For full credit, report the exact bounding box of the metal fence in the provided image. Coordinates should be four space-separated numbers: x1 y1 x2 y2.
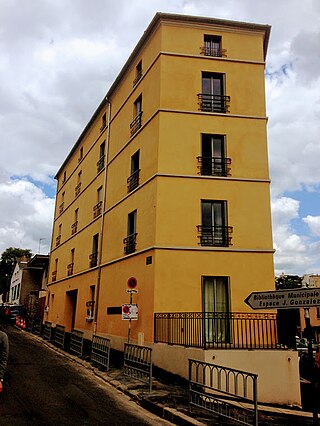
42 321 52 341
33 318 42 335
91 335 111 370
54 324 66 348
70 329 84 357
124 343 152 393
154 312 285 350
27 318 34 332
189 359 258 426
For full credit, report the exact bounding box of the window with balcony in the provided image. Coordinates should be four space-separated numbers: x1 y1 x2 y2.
67 249 75 276
56 224 62 247
124 210 137 254
133 60 142 86
201 35 226 57
197 134 231 177
198 200 232 247
100 112 106 132
75 171 82 197
198 72 230 113
78 146 83 163
97 141 105 173
130 95 142 136
93 186 103 218
62 170 67 185
127 150 140 192
86 285 96 320
89 233 99 267
52 259 58 282
59 191 65 214
71 209 78 235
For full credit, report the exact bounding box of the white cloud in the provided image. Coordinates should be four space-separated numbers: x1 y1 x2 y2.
303 215 320 236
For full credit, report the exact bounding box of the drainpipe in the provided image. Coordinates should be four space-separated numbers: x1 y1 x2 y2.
94 96 111 333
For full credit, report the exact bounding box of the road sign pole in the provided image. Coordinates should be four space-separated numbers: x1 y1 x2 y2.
127 291 133 343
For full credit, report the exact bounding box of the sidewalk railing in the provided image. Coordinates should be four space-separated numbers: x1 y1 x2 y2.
124 343 152 393
189 359 258 426
54 324 66 348
70 329 84 357
43 321 52 341
91 335 111 370
33 318 42 335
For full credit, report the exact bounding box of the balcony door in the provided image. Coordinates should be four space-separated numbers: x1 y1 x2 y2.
202 72 225 112
201 134 225 176
202 276 230 345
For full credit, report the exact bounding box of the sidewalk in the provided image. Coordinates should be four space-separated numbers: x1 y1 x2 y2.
24 329 316 426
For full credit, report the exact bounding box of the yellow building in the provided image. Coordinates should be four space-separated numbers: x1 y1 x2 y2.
47 13 301 405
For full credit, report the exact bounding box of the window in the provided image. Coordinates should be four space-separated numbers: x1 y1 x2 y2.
94 187 103 218
198 72 229 113
56 224 62 247
100 113 106 132
127 150 140 192
130 95 142 136
202 35 225 57
97 141 105 173
202 276 230 343
133 60 142 86
62 171 66 184
90 234 99 267
78 147 83 162
72 209 78 235
198 200 232 246
198 134 230 176
59 191 65 214
68 249 75 276
52 259 58 282
75 171 82 196
86 285 96 320
124 210 137 254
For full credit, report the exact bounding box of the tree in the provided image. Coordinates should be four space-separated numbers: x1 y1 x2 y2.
0 247 33 297
275 274 302 290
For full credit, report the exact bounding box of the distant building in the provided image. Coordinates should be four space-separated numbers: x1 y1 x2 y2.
47 13 300 405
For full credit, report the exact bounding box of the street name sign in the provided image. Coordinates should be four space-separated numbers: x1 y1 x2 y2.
245 288 320 310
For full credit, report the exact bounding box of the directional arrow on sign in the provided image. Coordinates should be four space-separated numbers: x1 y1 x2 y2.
245 288 320 310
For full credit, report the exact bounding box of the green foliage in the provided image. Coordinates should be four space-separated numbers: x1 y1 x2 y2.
0 247 32 296
275 274 302 290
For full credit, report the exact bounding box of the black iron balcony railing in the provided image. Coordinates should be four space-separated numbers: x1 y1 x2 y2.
133 70 143 86
51 271 57 282
154 312 286 350
55 235 61 247
71 221 78 235
197 225 233 247
123 233 137 255
59 202 64 214
197 156 231 177
93 201 102 218
67 263 74 276
75 182 81 197
97 155 105 173
130 112 142 136
200 46 227 57
89 252 98 268
198 94 230 113
127 169 140 192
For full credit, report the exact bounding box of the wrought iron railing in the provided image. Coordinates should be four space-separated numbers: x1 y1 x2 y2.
59 202 64 214
154 312 285 350
93 201 102 218
55 235 61 247
75 182 81 197
133 70 143 86
197 156 231 177
130 112 142 136
127 169 140 192
97 155 105 173
200 46 227 57
67 263 74 276
89 252 98 268
123 233 137 254
198 94 230 113
71 221 78 235
197 225 233 247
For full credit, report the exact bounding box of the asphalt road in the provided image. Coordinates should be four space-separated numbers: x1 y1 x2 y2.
0 325 172 426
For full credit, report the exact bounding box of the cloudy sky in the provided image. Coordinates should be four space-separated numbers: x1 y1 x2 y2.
0 0 319 275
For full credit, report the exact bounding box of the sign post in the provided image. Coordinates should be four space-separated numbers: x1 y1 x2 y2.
125 277 138 343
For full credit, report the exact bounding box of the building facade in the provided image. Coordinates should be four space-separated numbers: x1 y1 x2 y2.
47 13 300 405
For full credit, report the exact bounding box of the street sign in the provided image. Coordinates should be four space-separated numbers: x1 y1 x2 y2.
126 289 138 294
122 303 138 320
245 288 320 310
127 277 137 289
